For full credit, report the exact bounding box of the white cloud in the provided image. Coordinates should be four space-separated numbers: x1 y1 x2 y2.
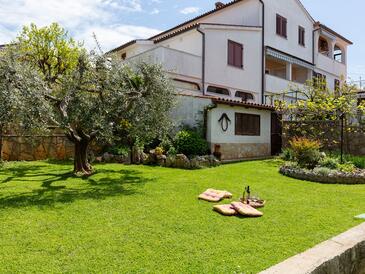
180 6 200 15
0 0 161 51
79 24 161 51
150 8 160 15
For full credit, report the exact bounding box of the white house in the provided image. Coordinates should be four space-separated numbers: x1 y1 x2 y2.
108 0 352 160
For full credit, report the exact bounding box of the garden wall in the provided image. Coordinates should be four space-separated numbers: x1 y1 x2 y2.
1 134 74 161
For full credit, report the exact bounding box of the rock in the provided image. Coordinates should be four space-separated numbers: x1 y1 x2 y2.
143 153 156 165
156 155 167 166
141 152 148 163
102 152 113 163
114 155 127 163
165 155 176 168
95 156 103 163
175 154 190 169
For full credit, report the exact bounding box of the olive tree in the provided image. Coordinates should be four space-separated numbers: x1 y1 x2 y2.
0 24 175 174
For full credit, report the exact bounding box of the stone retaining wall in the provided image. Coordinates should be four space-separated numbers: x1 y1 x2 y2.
1 135 74 161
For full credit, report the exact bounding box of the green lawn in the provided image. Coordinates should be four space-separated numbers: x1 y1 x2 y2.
0 160 364 273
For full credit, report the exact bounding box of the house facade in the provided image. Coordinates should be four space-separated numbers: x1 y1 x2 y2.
108 0 352 161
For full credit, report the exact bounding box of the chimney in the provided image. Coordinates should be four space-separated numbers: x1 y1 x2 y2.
215 2 225 9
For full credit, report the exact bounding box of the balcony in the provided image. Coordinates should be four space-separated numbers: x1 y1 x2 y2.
317 53 346 77
126 46 202 79
265 74 305 95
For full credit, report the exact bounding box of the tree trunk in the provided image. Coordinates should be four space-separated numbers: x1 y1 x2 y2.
73 139 92 174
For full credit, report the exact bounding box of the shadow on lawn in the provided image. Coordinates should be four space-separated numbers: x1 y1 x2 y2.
0 165 152 209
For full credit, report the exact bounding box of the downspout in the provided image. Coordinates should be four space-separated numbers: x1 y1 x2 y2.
197 26 206 95
259 0 265 104
312 28 320 66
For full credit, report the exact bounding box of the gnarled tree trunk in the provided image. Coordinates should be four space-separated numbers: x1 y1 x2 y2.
66 128 95 175
73 139 92 174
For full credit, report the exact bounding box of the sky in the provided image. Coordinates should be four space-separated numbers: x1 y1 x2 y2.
0 0 364 81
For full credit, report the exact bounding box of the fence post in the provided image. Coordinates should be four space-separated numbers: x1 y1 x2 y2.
0 125 3 161
340 114 344 164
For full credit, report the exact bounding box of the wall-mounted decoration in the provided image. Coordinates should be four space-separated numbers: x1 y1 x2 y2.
218 113 231 132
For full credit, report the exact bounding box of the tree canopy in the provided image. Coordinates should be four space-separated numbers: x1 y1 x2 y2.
0 23 176 173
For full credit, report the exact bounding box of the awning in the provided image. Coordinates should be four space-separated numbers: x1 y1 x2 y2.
266 47 314 70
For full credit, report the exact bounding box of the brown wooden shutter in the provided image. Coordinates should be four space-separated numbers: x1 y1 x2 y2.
276 15 281 35
298 27 305 46
235 113 261 136
235 43 243 68
228 40 243 68
228 41 234 66
282 17 287 38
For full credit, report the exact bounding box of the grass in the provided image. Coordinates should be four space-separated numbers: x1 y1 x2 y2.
0 160 364 273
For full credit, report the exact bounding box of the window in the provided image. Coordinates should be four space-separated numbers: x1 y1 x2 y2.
235 91 254 101
207 86 230 96
276 14 287 38
235 113 261 136
313 72 327 89
121 53 127 60
334 79 340 91
228 40 243 68
173 79 200 91
298 26 305 46
334 45 343 63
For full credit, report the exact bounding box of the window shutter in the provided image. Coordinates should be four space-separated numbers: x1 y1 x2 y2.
234 44 243 68
282 18 287 38
228 41 234 66
228 40 243 68
276 15 281 35
235 113 261 136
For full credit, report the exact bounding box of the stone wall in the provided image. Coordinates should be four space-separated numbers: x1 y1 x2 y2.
1 135 74 161
213 143 271 161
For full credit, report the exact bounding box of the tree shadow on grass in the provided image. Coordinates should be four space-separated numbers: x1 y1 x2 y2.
0 166 153 209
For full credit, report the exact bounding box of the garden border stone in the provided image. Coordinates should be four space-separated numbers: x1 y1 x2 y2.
260 222 365 274
280 166 365 185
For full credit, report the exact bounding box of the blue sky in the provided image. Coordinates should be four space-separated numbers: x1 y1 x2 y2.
0 0 363 80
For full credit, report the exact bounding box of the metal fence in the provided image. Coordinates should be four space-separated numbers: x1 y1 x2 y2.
282 120 365 157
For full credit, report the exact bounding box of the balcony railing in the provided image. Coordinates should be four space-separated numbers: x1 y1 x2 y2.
265 74 305 94
317 53 346 77
126 46 202 79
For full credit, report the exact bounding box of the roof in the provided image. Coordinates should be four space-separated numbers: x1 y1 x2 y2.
108 0 244 53
108 0 353 53
149 0 242 41
212 97 275 111
317 23 353 45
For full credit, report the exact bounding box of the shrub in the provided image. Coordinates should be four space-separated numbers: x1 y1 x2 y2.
319 157 339 170
280 148 294 161
174 130 209 157
345 155 365 169
159 137 173 152
167 146 177 156
313 167 333 176
338 163 356 173
107 145 130 157
289 137 322 169
154 147 164 156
